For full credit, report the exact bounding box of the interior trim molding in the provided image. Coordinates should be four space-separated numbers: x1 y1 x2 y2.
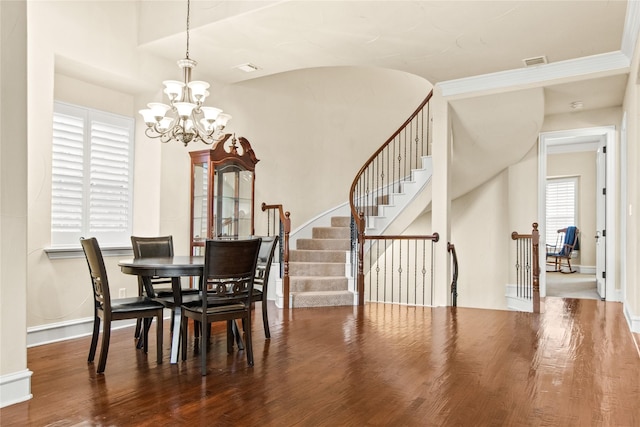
437 51 630 98
26 316 167 348
0 369 33 408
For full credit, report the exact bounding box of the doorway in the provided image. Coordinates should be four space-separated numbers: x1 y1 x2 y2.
538 126 617 302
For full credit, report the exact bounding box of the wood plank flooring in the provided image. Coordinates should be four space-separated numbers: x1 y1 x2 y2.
2 298 639 426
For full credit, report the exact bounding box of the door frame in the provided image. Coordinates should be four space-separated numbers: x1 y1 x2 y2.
538 125 618 302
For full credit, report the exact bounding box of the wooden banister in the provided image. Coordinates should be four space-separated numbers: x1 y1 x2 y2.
349 90 434 305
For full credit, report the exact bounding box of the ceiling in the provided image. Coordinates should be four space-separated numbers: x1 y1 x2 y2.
138 0 633 115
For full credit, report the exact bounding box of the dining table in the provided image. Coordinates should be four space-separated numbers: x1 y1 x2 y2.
118 256 204 364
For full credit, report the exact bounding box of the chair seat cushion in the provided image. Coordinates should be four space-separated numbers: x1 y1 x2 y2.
110 296 164 313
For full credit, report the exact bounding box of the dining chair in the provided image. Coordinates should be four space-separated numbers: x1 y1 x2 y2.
80 237 164 374
252 235 279 339
130 235 200 340
181 238 261 376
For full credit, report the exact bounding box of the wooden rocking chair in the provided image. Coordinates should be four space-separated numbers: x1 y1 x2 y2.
546 226 579 273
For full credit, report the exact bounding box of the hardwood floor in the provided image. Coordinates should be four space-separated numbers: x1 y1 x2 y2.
2 298 639 426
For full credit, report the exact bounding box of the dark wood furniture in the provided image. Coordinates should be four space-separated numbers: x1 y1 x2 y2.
118 256 204 364
130 235 200 339
189 134 259 257
252 235 279 339
80 237 164 373
180 238 261 376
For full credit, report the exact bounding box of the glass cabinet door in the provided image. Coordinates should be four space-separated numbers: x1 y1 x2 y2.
189 137 258 255
215 165 253 238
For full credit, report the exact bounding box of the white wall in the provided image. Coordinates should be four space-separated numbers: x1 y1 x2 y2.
161 67 430 249
622 32 640 330
1 0 30 407
25 0 187 337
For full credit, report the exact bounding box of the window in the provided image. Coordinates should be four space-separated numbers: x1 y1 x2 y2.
545 177 578 245
51 102 134 248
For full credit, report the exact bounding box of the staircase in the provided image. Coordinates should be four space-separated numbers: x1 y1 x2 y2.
289 216 355 307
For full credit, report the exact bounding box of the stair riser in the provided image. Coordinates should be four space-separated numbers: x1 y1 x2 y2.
331 217 351 228
296 239 351 251
290 250 346 263
290 277 348 292
289 262 345 276
312 227 350 239
290 291 354 308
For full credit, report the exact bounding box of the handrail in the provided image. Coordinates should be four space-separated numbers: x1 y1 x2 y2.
349 90 434 305
361 232 440 306
261 202 291 309
349 90 433 231
511 222 540 313
448 243 458 306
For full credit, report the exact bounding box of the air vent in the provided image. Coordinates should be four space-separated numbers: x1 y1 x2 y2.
234 63 260 73
523 56 548 67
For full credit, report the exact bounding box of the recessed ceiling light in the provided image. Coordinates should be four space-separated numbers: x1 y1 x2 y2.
234 63 260 73
570 101 584 110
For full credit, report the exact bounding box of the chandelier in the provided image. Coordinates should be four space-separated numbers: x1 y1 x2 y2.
139 0 231 146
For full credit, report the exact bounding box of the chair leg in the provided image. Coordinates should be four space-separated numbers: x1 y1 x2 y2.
156 312 163 364
141 318 152 353
262 299 271 339
97 319 111 374
88 316 100 363
181 315 188 361
201 315 208 376
226 321 234 354
244 314 254 366
134 318 142 340
234 320 245 350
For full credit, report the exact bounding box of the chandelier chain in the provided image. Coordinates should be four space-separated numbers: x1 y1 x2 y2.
185 0 191 59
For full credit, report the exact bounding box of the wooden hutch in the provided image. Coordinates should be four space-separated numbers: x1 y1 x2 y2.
189 134 259 256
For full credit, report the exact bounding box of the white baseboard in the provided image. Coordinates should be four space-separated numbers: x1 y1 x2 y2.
27 316 137 348
505 284 533 313
26 313 174 348
624 303 640 334
577 265 596 274
0 369 33 408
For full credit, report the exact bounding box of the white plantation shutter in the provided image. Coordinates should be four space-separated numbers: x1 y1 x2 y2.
52 102 134 247
546 177 577 245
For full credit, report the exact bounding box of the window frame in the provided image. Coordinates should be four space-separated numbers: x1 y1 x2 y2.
545 176 579 247
49 101 135 253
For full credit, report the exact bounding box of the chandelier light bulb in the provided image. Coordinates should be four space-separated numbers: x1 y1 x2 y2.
188 81 210 103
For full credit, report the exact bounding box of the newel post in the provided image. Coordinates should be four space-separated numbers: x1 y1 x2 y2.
532 222 540 313
357 212 365 306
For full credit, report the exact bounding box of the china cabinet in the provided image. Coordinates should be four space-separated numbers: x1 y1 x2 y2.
189 134 259 256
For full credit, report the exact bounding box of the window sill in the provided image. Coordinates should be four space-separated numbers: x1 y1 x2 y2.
44 246 133 260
